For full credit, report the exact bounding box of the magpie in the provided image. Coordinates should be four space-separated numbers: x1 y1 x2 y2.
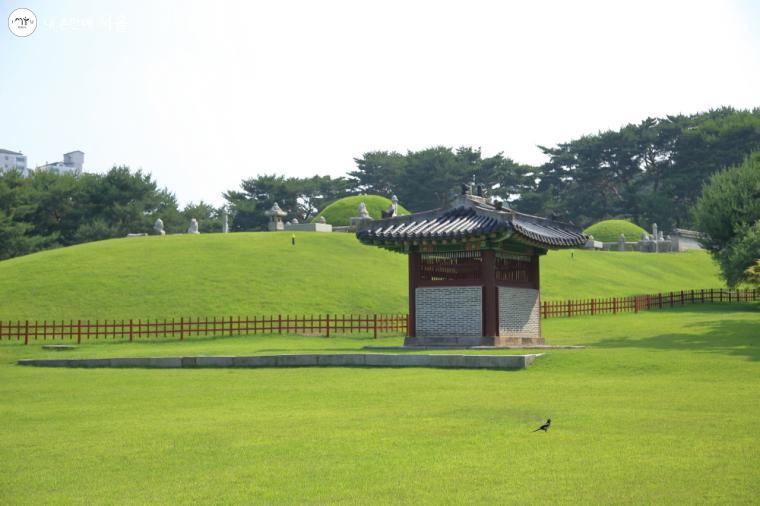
532 418 551 432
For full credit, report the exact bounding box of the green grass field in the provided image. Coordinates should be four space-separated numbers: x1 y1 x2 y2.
1 305 758 503
0 233 723 320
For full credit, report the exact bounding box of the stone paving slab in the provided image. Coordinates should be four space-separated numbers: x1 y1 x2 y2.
17 353 544 370
364 345 584 350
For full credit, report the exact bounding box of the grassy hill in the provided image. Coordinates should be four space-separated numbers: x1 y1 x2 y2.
311 195 409 226
0 233 724 320
583 219 647 242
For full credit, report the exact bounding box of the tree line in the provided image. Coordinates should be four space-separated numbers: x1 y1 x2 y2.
2 107 759 281
0 167 224 260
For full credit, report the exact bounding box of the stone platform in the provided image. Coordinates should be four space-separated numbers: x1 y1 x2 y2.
404 335 545 347
17 353 543 370
365 345 584 350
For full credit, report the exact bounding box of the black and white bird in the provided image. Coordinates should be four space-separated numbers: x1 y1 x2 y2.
532 418 551 432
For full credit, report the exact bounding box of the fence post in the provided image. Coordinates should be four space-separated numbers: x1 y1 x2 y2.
326 314 330 338
543 301 548 319
373 314 378 339
180 317 184 340
634 297 639 314
278 314 282 335
77 320 81 344
24 320 29 345
613 298 617 314
129 319 133 342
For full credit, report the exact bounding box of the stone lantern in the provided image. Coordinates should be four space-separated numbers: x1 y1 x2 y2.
265 202 287 231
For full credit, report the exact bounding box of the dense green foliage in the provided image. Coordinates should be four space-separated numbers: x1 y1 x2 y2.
4 108 758 261
537 108 760 229
350 108 760 229
310 195 409 226
0 167 224 260
582 219 647 242
0 233 722 320
349 146 536 212
1 305 758 503
693 152 760 287
224 174 352 231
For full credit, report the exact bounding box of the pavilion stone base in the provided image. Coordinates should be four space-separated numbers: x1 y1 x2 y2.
404 335 545 347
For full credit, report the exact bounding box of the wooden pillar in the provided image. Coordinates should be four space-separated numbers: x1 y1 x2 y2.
407 252 419 337
481 250 497 337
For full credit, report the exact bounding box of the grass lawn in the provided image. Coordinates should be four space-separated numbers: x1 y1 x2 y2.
1 304 758 504
0 232 724 320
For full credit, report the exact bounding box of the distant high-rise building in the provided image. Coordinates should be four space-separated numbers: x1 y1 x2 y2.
38 150 85 175
0 148 28 176
63 151 84 171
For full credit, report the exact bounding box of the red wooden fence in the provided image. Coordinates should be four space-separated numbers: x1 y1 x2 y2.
0 313 408 344
541 288 758 319
1 289 756 344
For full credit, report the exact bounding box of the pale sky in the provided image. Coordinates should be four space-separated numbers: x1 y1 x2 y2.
2 0 759 206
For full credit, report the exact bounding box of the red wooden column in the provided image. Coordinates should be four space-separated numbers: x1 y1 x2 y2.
407 252 420 337
481 250 498 338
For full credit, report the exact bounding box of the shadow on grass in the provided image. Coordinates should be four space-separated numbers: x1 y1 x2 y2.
591 305 760 361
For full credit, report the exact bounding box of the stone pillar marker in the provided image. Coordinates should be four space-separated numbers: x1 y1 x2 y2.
618 233 626 251
265 202 287 231
222 208 229 233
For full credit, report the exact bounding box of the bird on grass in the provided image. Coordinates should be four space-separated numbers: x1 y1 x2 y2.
532 418 551 432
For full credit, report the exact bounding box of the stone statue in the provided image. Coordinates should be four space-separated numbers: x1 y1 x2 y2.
381 195 399 219
291 218 299 224
652 223 658 240
222 209 229 233
153 218 165 236
618 233 626 252
641 231 649 241
349 200 374 228
318 216 326 224
658 231 664 241
187 218 199 234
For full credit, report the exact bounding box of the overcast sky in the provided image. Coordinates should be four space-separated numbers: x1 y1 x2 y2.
2 0 759 206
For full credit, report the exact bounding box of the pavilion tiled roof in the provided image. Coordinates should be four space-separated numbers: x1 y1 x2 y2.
356 194 587 249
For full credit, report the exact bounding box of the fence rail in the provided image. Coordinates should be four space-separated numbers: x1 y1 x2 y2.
541 288 759 319
2 289 757 344
1 314 408 345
